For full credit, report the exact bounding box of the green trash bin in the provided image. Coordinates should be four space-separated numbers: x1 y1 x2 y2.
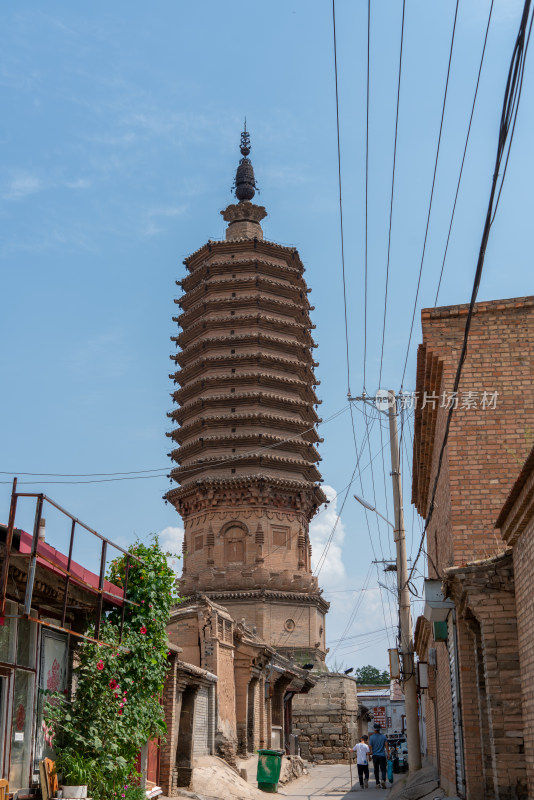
256 748 284 793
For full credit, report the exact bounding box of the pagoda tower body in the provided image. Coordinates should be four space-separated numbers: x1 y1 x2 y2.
166 129 329 664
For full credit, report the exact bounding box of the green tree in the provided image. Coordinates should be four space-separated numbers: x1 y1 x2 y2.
45 535 179 800
355 665 390 684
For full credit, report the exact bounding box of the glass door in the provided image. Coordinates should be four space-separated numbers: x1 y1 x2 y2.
0 669 11 780
9 668 35 791
33 628 68 779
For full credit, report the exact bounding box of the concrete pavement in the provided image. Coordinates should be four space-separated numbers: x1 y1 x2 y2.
279 763 396 800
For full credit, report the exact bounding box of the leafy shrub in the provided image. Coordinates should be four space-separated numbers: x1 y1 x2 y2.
46 535 179 800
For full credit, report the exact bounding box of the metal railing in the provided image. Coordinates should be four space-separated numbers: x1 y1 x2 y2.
0 477 145 645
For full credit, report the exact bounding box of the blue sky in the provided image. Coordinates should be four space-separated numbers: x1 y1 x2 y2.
1 0 533 670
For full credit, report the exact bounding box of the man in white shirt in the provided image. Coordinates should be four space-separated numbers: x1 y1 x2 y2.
352 734 370 789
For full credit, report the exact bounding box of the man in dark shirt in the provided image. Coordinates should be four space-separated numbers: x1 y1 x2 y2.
369 723 390 789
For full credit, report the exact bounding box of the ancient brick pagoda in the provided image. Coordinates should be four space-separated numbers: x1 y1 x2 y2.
166 127 329 664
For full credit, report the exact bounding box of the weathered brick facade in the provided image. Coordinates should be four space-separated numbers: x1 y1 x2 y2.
292 674 360 763
167 595 315 764
446 555 527 799
412 296 534 799
160 647 217 794
497 446 534 800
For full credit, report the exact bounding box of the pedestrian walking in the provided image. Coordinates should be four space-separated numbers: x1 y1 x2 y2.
369 723 390 789
352 734 370 789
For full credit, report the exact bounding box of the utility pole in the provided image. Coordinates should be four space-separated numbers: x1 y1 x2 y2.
387 389 421 772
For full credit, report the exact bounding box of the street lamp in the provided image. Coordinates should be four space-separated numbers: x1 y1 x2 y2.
353 494 395 529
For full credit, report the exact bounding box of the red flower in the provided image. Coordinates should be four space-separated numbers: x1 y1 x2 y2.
140 626 147 635
109 679 118 690
118 708 123 715
97 659 104 671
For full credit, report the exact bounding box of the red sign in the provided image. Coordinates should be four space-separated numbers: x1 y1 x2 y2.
16 703 26 732
373 706 386 727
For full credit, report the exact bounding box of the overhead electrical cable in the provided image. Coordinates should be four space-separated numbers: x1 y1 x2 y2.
400 0 461 387
378 0 406 388
348 405 394 645
363 0 371 389
0 405 349 485
407 0 534 586
328 563 374 658
332 0 352 396
434 0 495 305
327 624 395 645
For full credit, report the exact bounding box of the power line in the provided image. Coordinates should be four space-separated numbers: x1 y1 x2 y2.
0 467 169 478
378 0 406 388
363 0 371 390
434 0 495 305
0 474 169 486
401 0 461 387
408 0 534 586
328 564 374 658
272 417 397 648
332 0 352 396
0 405 349 485
348 405 394 647
328 625 395 644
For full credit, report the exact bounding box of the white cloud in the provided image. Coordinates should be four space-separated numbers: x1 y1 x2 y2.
159 525 184 576
3 172 42 200
310 484 347 586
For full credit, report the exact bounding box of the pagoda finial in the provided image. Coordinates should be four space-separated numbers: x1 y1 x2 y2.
240 118 251 157
233 121 257 202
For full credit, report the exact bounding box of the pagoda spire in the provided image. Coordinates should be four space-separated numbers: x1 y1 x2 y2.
233 120 258 202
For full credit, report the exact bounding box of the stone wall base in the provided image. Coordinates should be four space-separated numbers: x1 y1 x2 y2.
292 673 360 764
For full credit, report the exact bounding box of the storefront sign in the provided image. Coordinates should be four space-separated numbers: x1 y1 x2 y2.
373 706 387 727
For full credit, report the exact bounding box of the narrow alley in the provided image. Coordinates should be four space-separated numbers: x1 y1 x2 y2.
279 764 394 800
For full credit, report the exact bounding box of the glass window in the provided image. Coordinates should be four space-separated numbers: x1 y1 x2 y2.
10 669 35 791
0 673 9 778
0 600 16 664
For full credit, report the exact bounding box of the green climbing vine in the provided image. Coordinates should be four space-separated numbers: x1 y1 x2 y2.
45 535 178 800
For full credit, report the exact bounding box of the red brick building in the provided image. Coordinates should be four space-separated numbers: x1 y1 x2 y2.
412 296 534 799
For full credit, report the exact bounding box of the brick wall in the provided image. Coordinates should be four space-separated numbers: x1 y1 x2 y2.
455 616 487 800
514 520 534 797
160 654 179 796
448 555 527 799
292 674 359 763
498 448 534 799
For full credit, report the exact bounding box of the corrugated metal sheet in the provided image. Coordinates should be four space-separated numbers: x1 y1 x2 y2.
193 687 210 756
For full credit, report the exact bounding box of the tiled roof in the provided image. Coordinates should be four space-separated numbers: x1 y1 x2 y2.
184 237 305 272
175 312 316 348
180 256 306 292
167 390 321 422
